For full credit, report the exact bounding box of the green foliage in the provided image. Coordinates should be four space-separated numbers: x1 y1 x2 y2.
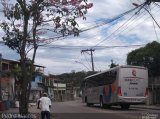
127 41 160 76
0 0 93 54
0 71 13 77
110 59 118 68
0 0 93 114
11 64 22 78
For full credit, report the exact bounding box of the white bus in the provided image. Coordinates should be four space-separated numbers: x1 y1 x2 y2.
81 65 148 109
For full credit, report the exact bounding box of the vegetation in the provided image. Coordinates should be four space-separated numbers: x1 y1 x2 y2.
0 0 93 114
54 60 119 87
110 59 118 68
127 41 160 77
54 71 96 87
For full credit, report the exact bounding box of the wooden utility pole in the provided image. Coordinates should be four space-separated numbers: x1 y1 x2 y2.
81 49 95 72
0 53 2 100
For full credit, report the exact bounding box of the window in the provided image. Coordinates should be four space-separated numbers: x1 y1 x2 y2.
2 63 9 71
105 70 117 84
85 70 117 87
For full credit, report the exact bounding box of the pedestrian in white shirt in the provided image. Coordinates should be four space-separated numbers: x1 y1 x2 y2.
37 93 52 119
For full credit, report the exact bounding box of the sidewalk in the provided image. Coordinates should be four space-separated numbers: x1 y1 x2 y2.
0 105 40 113
0 104 57 119
0 106 43 119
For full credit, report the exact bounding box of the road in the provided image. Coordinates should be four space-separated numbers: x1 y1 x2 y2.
51 99 160 119
1 99 160 119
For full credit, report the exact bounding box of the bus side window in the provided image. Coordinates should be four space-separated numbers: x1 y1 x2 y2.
106 71 117 84
85 81 89 88
86 80 94 88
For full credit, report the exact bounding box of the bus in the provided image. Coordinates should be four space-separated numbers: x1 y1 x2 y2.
81 65 148 109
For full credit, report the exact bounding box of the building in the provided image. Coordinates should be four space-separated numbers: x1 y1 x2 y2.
148 76 160 105
0 55 45 103
0 57 19 101
53 80 66 101
44 75 66 101
29 66 45 102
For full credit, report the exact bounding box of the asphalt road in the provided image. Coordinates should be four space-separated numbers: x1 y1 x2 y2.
51 99 160 119
1 99 160 119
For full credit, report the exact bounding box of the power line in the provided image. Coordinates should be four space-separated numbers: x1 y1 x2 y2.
37 44 144 50
92 12 138 48
114 5 160 38
82 52 92 70
94 5 160 46
80 4 143 32
48 5 142 45
0 4 143 47
91 4 157 48
133 2 160 28
152 21 159 41
75 60 90 71
149 6 159 41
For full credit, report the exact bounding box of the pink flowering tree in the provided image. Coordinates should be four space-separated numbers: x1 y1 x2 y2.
0 0 93 114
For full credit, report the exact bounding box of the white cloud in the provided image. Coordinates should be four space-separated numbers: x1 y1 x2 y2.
0 0 160 74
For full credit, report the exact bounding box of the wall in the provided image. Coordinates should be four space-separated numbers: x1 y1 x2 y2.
148 76 160 105
0 77 15 101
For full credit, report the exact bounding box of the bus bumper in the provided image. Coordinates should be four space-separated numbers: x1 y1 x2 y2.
118 96 148 104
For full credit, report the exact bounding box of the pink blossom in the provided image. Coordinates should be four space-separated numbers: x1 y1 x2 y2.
78 5 85 9
79 12 83 17
62 0 68 5
71 0 78 5
85 3 93 9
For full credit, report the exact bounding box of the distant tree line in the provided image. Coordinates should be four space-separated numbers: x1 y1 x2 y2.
54 71 96 87
54 41 160 87
54 60 118 87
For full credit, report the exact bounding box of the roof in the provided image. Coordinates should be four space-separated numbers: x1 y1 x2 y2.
85 65 147 80
1 58 45 68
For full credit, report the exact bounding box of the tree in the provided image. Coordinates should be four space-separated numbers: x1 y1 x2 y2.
109 59 118 68
55 70 96 87
127 41 160 77
0 0 93 114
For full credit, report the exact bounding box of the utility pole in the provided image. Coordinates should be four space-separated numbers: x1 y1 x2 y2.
0 53 2 100
81 49 95 72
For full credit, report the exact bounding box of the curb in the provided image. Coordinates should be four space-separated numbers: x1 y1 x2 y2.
131 105 160 110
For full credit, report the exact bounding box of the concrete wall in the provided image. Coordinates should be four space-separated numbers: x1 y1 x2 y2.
148 76 160 105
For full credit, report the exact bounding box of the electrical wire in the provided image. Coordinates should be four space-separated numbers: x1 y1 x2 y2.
34 5 144 45
37 8 154 50
91 4 157 48
152 21 159 41
92 12 138 48
81 51 92 70
149 6 159 41
93 5 160 47
109 5 160 42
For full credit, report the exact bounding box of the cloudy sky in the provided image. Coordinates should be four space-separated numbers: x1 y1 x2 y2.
0 0 160 74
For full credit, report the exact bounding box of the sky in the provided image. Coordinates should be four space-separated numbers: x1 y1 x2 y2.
0 0 160 74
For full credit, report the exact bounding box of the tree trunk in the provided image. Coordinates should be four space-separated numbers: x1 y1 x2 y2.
19 61 29 114
18 0 30 114
19 60 35 114
19 91 29 114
